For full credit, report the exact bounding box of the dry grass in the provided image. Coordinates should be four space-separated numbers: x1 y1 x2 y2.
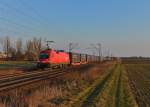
0 69 23 76
27 85 63 107
0 103 5 107
0 62 114 107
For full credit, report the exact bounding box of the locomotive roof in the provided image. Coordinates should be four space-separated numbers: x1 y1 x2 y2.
41 49 66 53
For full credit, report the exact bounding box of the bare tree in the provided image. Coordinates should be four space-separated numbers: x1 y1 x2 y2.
15 38 23 60
0 36 19 60
0 36 44 61
0 36 12 59
25 40 34 60
32 37 42 60
9 46 16 60
24 37 43 60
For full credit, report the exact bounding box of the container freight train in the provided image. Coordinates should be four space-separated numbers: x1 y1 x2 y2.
37 49 99 68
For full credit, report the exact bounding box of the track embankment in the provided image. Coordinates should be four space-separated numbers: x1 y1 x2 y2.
0 64 96 93
71 64 138 107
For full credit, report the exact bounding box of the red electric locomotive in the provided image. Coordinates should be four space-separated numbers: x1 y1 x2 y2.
37 45 100 68
37 49 70 68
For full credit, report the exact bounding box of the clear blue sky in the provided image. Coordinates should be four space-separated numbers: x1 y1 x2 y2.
0 0 150 56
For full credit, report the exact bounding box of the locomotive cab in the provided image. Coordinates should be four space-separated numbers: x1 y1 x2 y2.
37 50 51 68
39 53 49 59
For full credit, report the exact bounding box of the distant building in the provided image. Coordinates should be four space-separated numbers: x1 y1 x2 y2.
0 52 7 58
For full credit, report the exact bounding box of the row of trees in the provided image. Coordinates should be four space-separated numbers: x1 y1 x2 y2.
0 36 45 61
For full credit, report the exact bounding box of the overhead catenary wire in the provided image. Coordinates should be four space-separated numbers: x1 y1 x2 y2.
16 0 49 36
0 17 43 36
0 3 47 35
17 0 49 27
0 26 37 37
0 1 45 27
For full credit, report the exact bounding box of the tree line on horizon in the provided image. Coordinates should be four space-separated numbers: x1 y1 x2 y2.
0 36 45 61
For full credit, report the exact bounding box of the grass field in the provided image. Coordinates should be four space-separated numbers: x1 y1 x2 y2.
0 60 150 107
70 64 137 107
0 62 115 107
0 61 36 69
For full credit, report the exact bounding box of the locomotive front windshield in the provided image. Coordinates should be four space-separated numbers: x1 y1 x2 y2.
39 53 49 59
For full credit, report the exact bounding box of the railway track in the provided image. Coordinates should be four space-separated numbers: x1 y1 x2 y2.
0 64 94 92
0 68 68 92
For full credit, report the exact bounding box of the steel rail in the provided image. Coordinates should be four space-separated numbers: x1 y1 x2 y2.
0 69 67 92
0 67 55 80
0 64 91 92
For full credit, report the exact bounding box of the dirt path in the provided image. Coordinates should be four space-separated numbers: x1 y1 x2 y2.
81 66 114 107
71 64 138 107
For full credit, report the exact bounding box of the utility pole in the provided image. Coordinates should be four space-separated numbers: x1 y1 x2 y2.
5 36 10 60
97 43 102 62
90 43 102 62
6 38 9 59
69 43 73 52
